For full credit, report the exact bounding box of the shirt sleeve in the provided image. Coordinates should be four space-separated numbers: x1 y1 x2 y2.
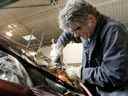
83 24 128 89
56 31 81 47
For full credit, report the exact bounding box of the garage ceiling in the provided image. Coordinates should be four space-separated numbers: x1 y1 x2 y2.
0 0 128 51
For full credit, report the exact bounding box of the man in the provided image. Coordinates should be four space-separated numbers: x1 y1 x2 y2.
50 0 128 96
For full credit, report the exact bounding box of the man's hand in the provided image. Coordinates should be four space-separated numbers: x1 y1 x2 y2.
65 66 79 81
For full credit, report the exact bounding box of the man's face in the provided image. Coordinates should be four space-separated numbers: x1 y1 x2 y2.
66 15 97 39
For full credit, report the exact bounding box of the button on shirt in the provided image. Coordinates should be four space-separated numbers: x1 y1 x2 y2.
82 37 95 68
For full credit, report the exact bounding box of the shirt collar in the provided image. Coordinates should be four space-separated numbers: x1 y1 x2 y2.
89 14 106 40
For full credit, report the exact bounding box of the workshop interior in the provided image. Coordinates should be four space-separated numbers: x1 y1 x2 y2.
0 0 128 96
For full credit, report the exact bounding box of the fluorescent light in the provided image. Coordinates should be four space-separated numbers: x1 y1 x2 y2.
5 31 13 37
22 35 36 41
8 24 17 29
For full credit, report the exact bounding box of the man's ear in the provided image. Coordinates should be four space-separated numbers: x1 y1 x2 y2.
87 15 97 24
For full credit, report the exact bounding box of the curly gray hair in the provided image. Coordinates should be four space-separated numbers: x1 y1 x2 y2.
59 0 99 31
